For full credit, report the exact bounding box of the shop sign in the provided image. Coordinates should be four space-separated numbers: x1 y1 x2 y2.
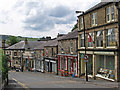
109 41 116 46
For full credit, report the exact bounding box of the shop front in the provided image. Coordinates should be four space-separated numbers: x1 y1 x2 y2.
58 54 78 77
95 55 115 81
80 53 93 76
44 57 57 73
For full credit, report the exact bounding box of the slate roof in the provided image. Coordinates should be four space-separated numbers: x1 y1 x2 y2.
58 28 78 41
78 2 111 17
44 35 66 47
6 41 46 50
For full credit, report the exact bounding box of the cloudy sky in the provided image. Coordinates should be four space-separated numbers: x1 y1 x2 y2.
0 0 101 38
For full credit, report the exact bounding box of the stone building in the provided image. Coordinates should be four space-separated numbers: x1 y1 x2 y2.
6 39 46 71
34 41 47 72
77 2 120 81
57 29 78 77
43 38 61 74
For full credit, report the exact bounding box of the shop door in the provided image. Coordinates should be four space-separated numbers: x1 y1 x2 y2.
87 55 93 75
50 62 52 72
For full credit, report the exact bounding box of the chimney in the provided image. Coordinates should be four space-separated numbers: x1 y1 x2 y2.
24 38 28 44
46 37 51 40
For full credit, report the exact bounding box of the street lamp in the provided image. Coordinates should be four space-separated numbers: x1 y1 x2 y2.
76 11 88 81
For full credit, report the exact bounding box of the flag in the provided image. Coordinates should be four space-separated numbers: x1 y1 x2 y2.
88 32 92 42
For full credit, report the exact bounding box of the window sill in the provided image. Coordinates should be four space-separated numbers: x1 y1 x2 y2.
106 46 117 49
96 47 103 49
87 47 93 49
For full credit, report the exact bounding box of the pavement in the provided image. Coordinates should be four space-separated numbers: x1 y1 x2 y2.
3 70 120 89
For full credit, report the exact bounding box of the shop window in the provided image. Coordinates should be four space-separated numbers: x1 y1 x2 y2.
80 34 84 47
60 57 62 70
106 56 115 70
64 57 67 70
106 28 115 46
87 55 93 75
99 55 104 68
91 12 97 26
68 58 70 72
106 5 114 22
88 32 93 47
73 59 76 73
96 31 103 47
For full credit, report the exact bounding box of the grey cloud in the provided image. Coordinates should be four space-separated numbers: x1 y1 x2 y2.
49 5 71 17
23 3 76 32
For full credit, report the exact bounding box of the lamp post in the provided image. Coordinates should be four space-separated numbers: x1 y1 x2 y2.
76 11 88 81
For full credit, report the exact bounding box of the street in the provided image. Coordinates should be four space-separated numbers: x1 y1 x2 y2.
4 70 119 89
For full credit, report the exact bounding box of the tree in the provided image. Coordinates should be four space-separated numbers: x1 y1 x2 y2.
72 23 78 31
7 36 20 45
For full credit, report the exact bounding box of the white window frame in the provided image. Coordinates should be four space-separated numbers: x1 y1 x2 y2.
91 12 97 26
106 5 114 22
80 34 84 47
106 28 115 47
96 31 103 47
80 17 83 29
88 32 93 47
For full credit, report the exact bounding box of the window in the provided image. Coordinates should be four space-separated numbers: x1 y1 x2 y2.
91 12 97 26
106 28 115 46
106 5 114 22
80 17 83 29
80 34 84 47
52 48 53 56
14 52 17 56
70 42 73 53
88 32 93 47
106 56 115 70
99 55 104 68
96 31 103 47
64 57 67 70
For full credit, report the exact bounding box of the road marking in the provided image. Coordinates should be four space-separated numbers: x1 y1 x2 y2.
12 78 30 90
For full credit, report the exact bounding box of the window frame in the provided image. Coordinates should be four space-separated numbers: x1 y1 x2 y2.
96 31 103 47
88 32 93 47
106 5 114 22
91 12 97 26
80 34 84 47
106 28 116 47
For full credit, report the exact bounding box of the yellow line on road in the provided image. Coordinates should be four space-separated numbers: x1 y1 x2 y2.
12 78 30 90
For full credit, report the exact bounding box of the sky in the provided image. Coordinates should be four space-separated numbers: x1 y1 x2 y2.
0 0 101 38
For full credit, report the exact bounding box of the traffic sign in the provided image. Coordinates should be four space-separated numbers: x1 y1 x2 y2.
83 55 89 60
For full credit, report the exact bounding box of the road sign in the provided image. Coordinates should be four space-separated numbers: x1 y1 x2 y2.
83 55 89 60
84 60 88 62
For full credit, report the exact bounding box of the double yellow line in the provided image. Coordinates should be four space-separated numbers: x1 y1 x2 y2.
12 78 30 90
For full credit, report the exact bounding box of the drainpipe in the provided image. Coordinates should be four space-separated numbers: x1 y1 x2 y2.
115 2 120 82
